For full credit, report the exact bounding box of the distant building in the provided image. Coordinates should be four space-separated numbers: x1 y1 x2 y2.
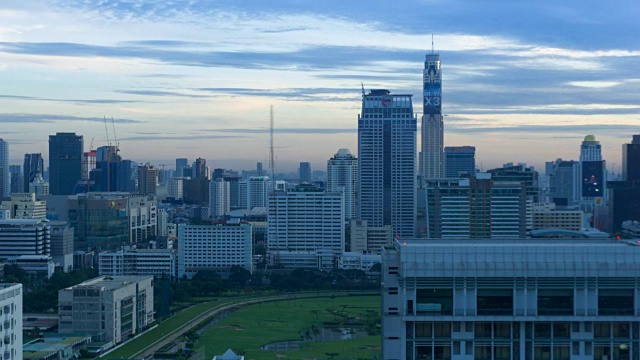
358 89 416 238
0 193 47 219
444 146 476 178
0 219 50 258
29 174 50 195
382 239 640 359
426 174 527 239
623 135 640 183
532 203 583 232
580 135 607 201
49 221 74 273
327 149 358 221
193 158 207 179
240 176 270 210
178 221 253 279
349 220 393 254
58 276 154 344
338 252 381 272
168 177 184 200
98 247 176 279
0 139 8 198
421 52 445 179
49 133 83 195
9 164 22 195
183 178 209 205
608 135 640 233
547 159 581 206
0 284 22 360
175 158 189 177
209 180 230 218
137 164 157 195
268 184 344 269
23 153 45 193
299 162 312 183
7 255 55 279
622 220 640 238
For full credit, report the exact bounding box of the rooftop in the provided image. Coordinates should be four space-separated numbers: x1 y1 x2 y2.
64 275 153 291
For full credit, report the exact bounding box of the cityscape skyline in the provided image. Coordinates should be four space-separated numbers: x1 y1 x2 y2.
1 1 639 172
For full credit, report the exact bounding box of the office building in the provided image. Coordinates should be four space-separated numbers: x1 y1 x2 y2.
0 283 23 360
69 193 157 251
268 184 344 268
209 180 230 218
137 164 157 195
23 153 44 192
175 158 188 177
532 203 583 232
547 159 581 206
382 239 640 360
623 134 640 183
327 149 358 221
299 162 312 183
580 135 606 200
358 89 416 238
256 162 263 176
49 221 74 272
349 219 393 254
0 139 8 198
421 52 445 179
223 174 242 209
192 158 207 179
240 176 270 210
9 165 22 195
98 247 176 279
338 252 381 272
445 146 475 178
58 276 154 344
7 255 55 279
0 193 46 219
177 221 253 278
183 177 209 205
426 173 527 239
0 218 50 258
29 173 50 195
49 133 83 195
168 177 184 200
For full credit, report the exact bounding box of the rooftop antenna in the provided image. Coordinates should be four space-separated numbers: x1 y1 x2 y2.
361 82 365 96
431 34 434 53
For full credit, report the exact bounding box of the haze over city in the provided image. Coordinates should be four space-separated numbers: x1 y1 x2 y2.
1 0 639 171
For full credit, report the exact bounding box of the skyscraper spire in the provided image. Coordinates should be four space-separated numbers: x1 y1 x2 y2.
421 50 445 179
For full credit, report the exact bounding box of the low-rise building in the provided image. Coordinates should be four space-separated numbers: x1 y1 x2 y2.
0 193 46 219
6 255 55 279
532 202 583 232
23 334 92 360
98 247 176 279
50 221 74 272
622 220 640 238
58 276 154 344
382 239 640 360
338 252 381 272
0 219 50 258
350 220 393 254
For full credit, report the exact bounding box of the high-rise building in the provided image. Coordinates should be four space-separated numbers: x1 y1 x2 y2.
29 173 50 195
0 139 8 198
0 218 50 257
268 184 344 268
49 221 74 273
421 52 445 179
327 149 358 221
23 153 45 192
175 158 188 177
580 134 606 199
426 173 527 239
547 159 581 206
49 133 83 195
444 146 475 178
256 162 263 176
623 134 640 183
193 158 207 179
83 150 96 181
223 174 242 209
168 177 184 200
299 162 312 183
137 164 157 195
241 176 270 210
9 164 22 195
0 193 47 219
0 284 22 360
209 180 230 218
358 89 416 238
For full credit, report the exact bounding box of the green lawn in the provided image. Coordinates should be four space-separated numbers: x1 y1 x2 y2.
197 296 381 360
107 299 224 358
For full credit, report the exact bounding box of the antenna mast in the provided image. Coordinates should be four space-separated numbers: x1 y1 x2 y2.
269 105 275 186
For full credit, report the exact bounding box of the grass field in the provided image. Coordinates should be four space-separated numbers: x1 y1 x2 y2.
197 296 381 360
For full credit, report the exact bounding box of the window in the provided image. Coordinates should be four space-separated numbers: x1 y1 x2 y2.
477 289 513 315
416 288 453 315
537 289 573 315
598 289 634 315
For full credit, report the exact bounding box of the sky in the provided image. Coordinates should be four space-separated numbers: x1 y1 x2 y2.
0 0 639 174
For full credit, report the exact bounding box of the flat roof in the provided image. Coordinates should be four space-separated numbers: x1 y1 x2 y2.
65 275 153 291
397 239 631 247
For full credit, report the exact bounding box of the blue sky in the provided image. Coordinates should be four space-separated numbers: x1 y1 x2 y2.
0 0 639 173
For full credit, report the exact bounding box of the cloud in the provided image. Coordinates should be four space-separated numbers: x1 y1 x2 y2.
565 81 622 88
118 134 248 141
205 128 356 135
0 94 138 104
448 123 640 134
116 90 211 98
0 113 143 124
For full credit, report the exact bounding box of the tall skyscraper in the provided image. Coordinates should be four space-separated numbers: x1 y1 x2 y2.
175 158 188 177
23 153 44 192
256 162 263 176
137 164 157 195
209 180 230 218
623 134 640 183
9 165 22 195
0 139 8 198
358 89 416 238
299 162 312 183
193 158 207 179
547 159 581 206
580 135 606 199
421 51 445 179
444 146 475 178
327 149 358 221
49 133 83 195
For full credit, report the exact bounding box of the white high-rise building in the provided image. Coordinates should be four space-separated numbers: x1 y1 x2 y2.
240 176 270 210
0 284 22 360
209 180 230 218
421 52 445 179
327 149 358 221
268 184 344 268
99 247 176 279
177 221 253 278
0 218 50 258
28 173 50 195
168 177 184 200
0 139 8 198
0 193 47 219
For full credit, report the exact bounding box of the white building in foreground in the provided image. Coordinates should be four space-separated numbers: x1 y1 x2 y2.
383 239 640 360
98 247 176 279
0 283 23 360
